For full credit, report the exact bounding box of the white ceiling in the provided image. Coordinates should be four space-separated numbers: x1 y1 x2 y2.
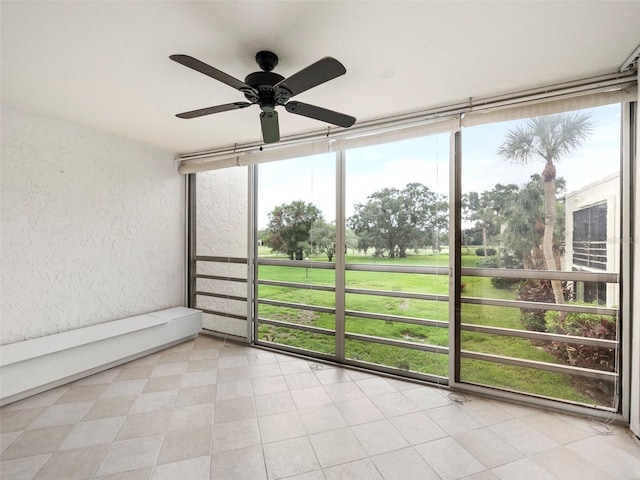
2 1 639 154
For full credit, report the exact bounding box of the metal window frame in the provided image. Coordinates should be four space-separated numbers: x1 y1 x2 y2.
449 104 630 422
449 129 462 383
186 174 196 308
336 150 347 362
186 78 636 422
620 100 636 425
248 164 257 343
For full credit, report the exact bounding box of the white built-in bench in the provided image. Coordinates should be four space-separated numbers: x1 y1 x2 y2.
0 307 202 406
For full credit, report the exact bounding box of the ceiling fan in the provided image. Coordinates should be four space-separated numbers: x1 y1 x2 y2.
170 51 356 144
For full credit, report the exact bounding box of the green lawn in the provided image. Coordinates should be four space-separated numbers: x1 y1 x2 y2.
256 250 599 405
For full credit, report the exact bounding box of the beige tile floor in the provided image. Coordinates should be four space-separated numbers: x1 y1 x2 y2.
1 334 639 480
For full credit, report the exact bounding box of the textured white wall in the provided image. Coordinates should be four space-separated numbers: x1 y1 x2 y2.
196 168 249 338
1 105 185 345
196 168 248 258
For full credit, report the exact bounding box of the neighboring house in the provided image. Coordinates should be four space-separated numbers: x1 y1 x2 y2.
564 172 620 307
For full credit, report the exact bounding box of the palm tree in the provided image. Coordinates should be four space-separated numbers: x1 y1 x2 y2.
498 112 592 305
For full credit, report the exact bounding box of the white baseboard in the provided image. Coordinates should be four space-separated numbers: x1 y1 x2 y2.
0 307 202 405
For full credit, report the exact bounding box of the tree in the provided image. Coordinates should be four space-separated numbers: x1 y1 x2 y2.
265 201 323 260
348 183 448 258
430 194 450 253
501 175 567 269
500 175 568 331
463 184 518 256
309 220 336 261
498 112 592 305
345 228 359 254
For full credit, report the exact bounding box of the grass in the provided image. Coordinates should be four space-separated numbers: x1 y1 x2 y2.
255 249 600 405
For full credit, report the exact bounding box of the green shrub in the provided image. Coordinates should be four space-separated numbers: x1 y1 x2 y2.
474 255 518 289
491 276 520 290
477 256 499 268
545 305 617 371
516 279 562 332
475 247 497 257
499 250 524 269
520 310 548 332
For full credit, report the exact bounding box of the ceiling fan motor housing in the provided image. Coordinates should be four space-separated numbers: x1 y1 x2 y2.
243 71 289 112
243 52 292 113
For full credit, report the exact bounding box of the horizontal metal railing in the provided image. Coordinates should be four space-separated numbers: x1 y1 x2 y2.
195 257 249 335
461 296 618 316
196 291 247 302
346 263 448 275
460 323 617 348
346 287 448 302
258 258 335 269
461 267 619 282
256 260 451 377
196 255 247 264
345 310 448 329
199 308 247 321
344 332 449 355
257 317 336 336
197 274 247 283
458 265 620 398
259 279 335 292
460 350 617 381
252 258 620 396
259 298 335 314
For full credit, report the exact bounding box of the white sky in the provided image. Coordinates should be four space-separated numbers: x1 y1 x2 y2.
257 104 621 229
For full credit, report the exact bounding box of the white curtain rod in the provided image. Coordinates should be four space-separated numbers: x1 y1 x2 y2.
175 69 637 166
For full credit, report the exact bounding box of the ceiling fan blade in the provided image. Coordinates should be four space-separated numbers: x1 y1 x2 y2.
260 111 280 144
275 57 346 97
170 54 258 95
176 102 252 119
285 101 356 128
